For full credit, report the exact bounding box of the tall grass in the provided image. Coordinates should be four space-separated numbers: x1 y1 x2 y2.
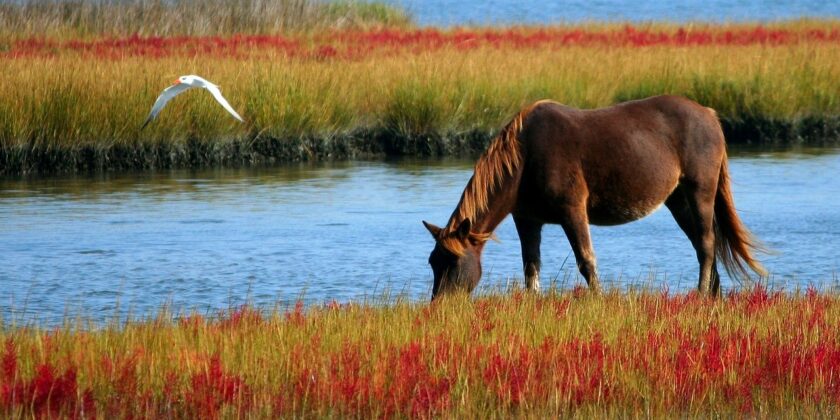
0 0 412 38
1 23 839 173
2 287 840 417
2 43 838 143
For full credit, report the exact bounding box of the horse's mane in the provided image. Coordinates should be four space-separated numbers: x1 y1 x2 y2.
440 100 550 255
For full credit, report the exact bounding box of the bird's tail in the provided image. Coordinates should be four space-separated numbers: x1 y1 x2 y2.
140 116 153 130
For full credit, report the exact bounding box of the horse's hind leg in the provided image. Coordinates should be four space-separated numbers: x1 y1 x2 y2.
665 184 720 296
559 206 602 294
711 264 721 295
514 216 543 292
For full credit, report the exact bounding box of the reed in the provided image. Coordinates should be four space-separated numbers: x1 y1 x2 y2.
0 0 411 38
2 286 840 417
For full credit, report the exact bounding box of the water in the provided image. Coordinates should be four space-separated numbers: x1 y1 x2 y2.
1 147 839 325
387 0 840 27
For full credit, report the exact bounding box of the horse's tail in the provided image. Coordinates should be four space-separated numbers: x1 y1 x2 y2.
714 154 767 282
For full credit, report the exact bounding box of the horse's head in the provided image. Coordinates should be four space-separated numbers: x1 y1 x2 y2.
422 218 486 300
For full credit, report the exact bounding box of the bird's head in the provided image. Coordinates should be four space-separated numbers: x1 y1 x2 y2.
172 75 206 87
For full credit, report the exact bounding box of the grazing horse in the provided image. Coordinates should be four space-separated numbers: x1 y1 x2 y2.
423 95 765 300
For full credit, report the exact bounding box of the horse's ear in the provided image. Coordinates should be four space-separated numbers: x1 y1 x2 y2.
455 218 472 240
422 221 442 239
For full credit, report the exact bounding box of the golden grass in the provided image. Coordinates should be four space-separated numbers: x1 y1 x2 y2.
1 42 838 147
1 21 839 174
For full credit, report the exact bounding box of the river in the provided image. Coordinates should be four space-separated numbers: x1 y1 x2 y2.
387 0 840 27
1 147 839 324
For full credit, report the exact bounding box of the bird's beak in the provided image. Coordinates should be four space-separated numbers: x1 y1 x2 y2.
172 79 181 85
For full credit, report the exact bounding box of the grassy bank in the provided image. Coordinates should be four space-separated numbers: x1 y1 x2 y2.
2 22 840 174
2 287 840 417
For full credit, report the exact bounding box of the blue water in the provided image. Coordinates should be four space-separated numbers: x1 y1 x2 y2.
1 147 839 325
387 0 840 26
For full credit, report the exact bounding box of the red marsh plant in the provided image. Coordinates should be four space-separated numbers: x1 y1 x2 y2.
3 24 839 60
2 287 840 417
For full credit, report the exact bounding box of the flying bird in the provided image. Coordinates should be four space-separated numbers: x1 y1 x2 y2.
141 75 244 129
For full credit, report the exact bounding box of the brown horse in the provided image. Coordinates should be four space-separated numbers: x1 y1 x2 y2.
423 95 766 299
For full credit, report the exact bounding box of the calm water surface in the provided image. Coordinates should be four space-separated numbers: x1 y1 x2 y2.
1 147 839 324
388 0 840 26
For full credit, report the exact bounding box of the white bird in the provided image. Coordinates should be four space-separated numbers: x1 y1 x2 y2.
141 75 244 129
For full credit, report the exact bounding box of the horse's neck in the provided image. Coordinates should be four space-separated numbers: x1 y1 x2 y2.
472 189 516 234
448 169 520 236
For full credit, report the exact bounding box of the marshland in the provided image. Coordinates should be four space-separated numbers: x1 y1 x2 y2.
1 0 840 417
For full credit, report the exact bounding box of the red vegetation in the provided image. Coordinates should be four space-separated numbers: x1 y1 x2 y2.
0 340 94 419
3 288 840 416
219 304 264 329
186 355 251 417
4 25 840 60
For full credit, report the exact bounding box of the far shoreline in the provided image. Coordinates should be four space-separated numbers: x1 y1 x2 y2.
3 115 839 176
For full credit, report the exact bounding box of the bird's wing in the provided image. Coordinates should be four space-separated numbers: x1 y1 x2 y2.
204 84 244 122
141 82 193 129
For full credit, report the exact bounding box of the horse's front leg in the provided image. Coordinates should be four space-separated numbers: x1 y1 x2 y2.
514 215 543 291
559 206 603 294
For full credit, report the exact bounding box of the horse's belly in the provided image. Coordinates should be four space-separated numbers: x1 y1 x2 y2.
588 198 665 226
586 174 679 226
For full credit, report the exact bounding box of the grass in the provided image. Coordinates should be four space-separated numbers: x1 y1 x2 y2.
1 21 839 174
2 286 840 417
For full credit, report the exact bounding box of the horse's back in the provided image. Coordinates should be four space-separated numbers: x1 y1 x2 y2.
518 96 724 225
